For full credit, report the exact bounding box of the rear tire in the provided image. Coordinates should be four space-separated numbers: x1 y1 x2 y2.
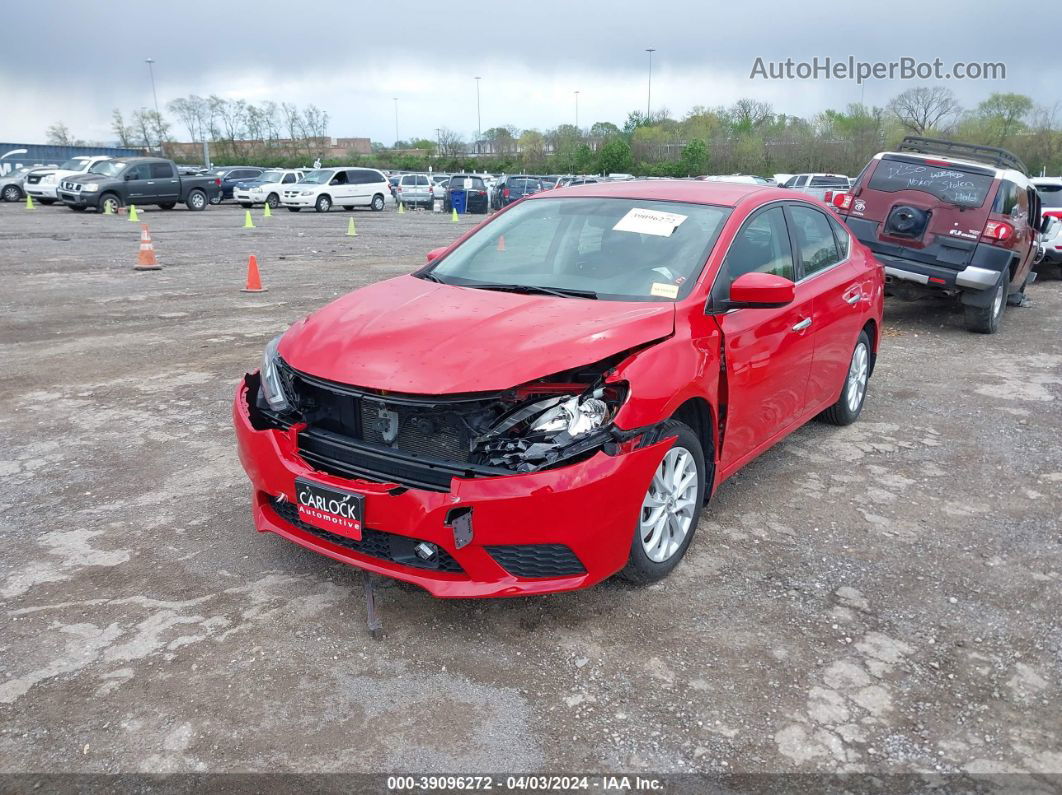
371 193 385 211
186 189 207 211
820 331 871 426
964 275 1006 334
315 194 332 213
2 184 22 202
619 420 705 585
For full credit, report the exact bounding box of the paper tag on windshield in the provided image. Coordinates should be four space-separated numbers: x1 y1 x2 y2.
651 283 679 299
613 208 688 237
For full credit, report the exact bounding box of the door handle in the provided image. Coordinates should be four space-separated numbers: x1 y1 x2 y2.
843 287 862 305
792 317 813 332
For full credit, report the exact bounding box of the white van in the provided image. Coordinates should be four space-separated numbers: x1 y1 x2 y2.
280 167 390 212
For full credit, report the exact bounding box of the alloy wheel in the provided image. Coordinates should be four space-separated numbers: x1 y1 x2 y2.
639 447 699 563
846 342 869 413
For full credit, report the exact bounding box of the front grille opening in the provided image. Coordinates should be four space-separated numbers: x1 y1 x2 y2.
268 496 464 574
486 544 586 579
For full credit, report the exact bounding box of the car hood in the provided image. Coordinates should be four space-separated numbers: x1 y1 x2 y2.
278 274 675 394
69 173 109 184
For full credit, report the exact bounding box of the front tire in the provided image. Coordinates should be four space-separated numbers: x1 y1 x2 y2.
371 193 385 211
619 420 705 585
315 194 332 213
100 193 122 214
266 193 279 209
820 330 871 426
186 189 207 211
964 274 1006 334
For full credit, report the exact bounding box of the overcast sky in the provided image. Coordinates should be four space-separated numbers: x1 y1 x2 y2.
2 1 1059 146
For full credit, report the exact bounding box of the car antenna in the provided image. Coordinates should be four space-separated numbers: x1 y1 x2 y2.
362 569 384 640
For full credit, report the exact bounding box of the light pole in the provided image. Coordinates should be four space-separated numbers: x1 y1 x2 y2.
574 90 580 130
145 58 164 155
474 77 482 157
393 97 399 146
645 48 656 120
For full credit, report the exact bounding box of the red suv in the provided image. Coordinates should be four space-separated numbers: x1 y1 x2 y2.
834 136 1048 334
234 181 884 597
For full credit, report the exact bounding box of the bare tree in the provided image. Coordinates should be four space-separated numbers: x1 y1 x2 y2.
302 105 329 142
728 99 774 130
168 95 210 143
888 87 960 135
46 122 75 146
281 102 306 155
111 109 135 147
131 108 170 150
437 128 465 158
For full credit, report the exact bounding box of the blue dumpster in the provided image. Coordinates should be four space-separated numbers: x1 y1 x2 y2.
450 188 467 214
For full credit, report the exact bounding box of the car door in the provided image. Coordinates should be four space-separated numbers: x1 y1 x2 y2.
123 164 152 202
712 204 817 471
787 203 867 409
149 161 179 202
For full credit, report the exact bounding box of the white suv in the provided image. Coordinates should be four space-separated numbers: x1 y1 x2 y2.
1033 177 1062 269
233 169 304 209
25 156 112 204
281 167 390 213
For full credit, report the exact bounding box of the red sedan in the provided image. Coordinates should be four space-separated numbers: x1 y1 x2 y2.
234 180 884 597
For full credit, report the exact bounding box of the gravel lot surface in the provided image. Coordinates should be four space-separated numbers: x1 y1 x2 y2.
0 201 1059 787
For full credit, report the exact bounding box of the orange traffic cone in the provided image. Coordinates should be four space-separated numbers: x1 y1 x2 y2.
241 254 267 292
134 224 161 271
496 234 506 252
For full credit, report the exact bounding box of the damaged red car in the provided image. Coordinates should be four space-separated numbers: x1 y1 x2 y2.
234 181 884 597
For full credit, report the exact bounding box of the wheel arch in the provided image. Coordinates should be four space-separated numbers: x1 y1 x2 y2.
670 397 716 498
860 318 878 376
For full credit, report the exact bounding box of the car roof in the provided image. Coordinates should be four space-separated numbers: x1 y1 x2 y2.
1032 177 1062 187
541 178 781 207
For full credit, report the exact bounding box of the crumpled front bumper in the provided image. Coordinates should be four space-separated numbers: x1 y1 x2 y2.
233 376 671 598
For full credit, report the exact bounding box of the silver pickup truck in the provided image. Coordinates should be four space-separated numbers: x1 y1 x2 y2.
780 173 852 202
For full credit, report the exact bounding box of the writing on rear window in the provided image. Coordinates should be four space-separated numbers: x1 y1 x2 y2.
868 158 993 208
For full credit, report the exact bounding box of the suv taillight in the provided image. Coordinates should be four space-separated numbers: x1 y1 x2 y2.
983 221 1014 242
502 187 510 199
833 192 853 210
215 178 221 186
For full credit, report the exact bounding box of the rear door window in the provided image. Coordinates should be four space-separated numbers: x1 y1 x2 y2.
992 181 1022 216
867 156 994 208
789 205 841 277
149 162 174 179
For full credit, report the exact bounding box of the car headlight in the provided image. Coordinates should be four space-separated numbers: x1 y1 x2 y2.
42 174 57 185
260 335 291 412
82 183 100 192
300 190 314 196
529 395 610 436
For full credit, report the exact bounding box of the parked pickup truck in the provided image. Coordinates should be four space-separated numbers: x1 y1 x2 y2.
57 157 222 213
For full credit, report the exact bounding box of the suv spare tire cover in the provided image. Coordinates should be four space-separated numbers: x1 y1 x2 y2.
886 205 930 236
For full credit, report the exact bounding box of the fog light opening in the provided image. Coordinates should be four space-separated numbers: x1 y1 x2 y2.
414 541 438 561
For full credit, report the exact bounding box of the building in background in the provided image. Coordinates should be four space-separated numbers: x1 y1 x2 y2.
0 142 141 176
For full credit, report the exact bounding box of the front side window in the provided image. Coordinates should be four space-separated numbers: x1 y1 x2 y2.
125 164 150 180
425 197 730 301
789 205 841 276
720 206 794 285
282 173 296 184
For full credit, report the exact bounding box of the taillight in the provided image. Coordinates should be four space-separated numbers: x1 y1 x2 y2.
983 221 1014 242
833 193 853 210
1044 210 1062 220
215 178 221 186
824 191 834 204
502 187 510 199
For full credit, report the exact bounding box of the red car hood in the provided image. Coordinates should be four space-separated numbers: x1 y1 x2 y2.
278 275 675 394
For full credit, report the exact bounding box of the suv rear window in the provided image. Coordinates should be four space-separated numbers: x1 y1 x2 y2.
451 177 485 190
1036 183 1062 209
867 156 994 208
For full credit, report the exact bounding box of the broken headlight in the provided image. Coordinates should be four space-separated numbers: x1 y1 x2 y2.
529 395 610 436
260 334 291 412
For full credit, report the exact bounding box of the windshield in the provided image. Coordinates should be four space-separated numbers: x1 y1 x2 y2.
424 197 731 301
256 170 284 183
300 169 334 185
89 161 124 176
1036 184 1062 209
60 158 88 170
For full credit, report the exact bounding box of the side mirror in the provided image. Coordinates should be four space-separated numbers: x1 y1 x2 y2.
426 246 447 263
124 172 136 181
728 271 795 309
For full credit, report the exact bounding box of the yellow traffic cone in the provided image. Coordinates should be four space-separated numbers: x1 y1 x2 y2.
128 204 139 222
243 210 255 229
102 201 113 216
25 195 34 209
262 202 272 218
451 207 459 222
346 217 357 237
398 202 405 215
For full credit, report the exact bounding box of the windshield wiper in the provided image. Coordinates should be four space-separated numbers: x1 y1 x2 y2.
419 271 448 284
461 282 599 300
